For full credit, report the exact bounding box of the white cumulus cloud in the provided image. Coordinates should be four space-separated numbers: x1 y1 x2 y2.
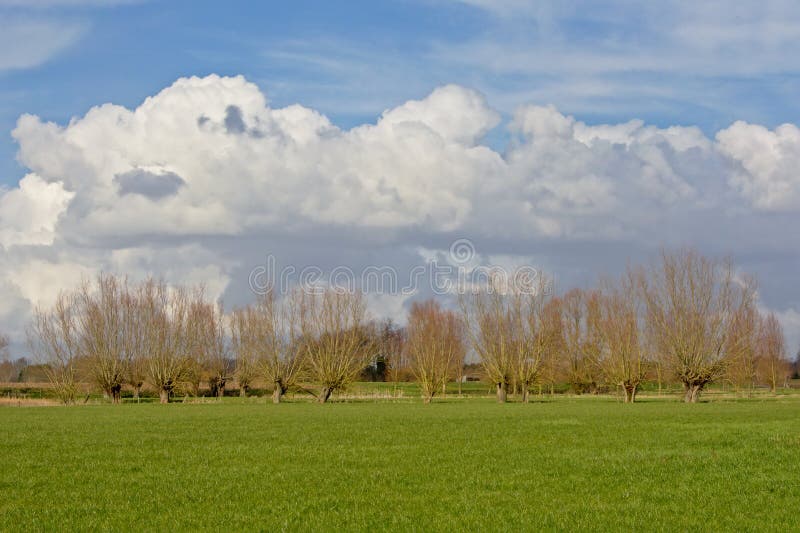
0 173 73 247
717 121 800 210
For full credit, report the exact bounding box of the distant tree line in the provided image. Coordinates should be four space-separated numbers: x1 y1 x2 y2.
461 249 789 403
15 248 793 405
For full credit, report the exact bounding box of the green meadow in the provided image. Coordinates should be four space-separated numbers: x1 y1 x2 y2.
2 397 800 531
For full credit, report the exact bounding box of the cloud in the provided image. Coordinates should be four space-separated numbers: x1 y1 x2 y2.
0 0 147 73
114 168 185 199
1 74 799 352
0 173 73 247
223 105 247 134
716 121 800 210
0 17 87 71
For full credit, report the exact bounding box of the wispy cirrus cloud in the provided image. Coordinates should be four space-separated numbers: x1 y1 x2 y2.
251 0 800 131
0 0 147 73
0 17 87 71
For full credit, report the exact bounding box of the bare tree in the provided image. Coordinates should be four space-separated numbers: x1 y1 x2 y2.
724 287 760 394
187 296 229 399
757 312 788 393
596 271 648 403
27 294 80 404
262 293 305 403
122 287 147 401
536 297 566 397
0 333 21 383
377 319 406 394
229 306 262 399
516 277 561 403
461 276 553 403
404 300 465 403
561 289 603 394
297 289 373 403
75 274 129 403
449 328 466 396
0 356 28 383
641 249 756 403
138 280 193 404
461 286 515 403
230 292 304 403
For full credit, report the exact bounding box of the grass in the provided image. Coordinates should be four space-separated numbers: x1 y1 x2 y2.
2 397 800 531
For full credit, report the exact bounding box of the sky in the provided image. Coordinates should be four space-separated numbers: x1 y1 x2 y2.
2 0 800 354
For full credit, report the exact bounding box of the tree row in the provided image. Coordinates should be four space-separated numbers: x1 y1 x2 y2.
26 249 789 404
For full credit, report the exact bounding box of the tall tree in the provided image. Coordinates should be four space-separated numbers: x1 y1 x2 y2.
404 300 465 403
597 272 648 403
27 294 80 404
561 289 603 394
461 285 516 403
298 289 373 403
229 305 262 399
188 296 229 399
461 275 555 403
122 286 147 401
377 319 406 393
757 312 788 393
724 288 760 394
231 292 304 404
75 274 129 404
516 276 560 403
138 280 193 404
641 249 756 403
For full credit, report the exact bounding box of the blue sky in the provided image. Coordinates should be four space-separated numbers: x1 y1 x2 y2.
4 0 800 186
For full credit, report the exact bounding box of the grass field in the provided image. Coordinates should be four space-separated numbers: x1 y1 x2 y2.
2 397 800 531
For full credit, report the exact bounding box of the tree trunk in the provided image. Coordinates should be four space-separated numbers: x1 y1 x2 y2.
111 384 122 404
239 385 247 398
496 382 507 403
522 386 530 403
159 388 170 404
421 383 436 403
272 387 282 404
690 384 702 403
133 384 142 403
623 383 637 403
318 386 332 403
684 382 702 403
